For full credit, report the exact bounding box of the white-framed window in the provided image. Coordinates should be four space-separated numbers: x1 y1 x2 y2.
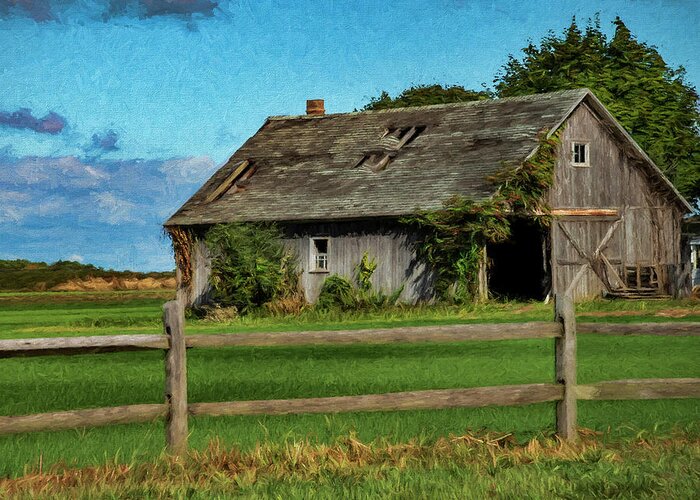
571 142 590 167
310 237 330 272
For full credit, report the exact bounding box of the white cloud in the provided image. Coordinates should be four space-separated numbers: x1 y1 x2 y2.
37 195 71 217
0 190 32 223
0 191 31 203
0 206 24 223
159 156 215 184
0 153 214 270
0 190 76 224
91 191 139 225
67 254 84 263
7 156 109 188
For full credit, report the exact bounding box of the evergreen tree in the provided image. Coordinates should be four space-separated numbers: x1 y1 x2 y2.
363 84 490 111
495 17 700 204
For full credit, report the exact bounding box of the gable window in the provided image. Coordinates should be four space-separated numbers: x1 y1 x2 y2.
571 142 589 167
310 238 329 272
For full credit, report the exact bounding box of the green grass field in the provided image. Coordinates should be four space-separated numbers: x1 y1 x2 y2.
0 292 698 496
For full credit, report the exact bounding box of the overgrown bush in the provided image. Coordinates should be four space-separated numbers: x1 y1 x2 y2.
316 253 404 311
355 252 377 292
317 275 356 311
402 197 509 302
205 223 301 314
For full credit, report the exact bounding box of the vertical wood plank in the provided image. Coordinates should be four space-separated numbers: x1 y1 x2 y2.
164 300 188 455
478 245 488 301
555 294 577 441
174 265 188 307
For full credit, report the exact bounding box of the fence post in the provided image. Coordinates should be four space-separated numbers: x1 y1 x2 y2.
163 300 188 455
554 294 577 441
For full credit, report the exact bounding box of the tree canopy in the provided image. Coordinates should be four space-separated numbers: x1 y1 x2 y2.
364 17 700 204
496 17 699 204
363 84 490 110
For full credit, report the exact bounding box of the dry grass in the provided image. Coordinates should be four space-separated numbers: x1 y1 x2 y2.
198 304 240 322
2 430 698 498
264 292 309 316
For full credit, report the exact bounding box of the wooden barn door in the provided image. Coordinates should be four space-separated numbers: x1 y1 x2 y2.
551 211 625 299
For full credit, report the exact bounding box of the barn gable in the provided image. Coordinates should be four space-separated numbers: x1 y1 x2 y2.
547 99 689 299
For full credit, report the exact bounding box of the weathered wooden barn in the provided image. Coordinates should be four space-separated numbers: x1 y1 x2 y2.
165 89 692 305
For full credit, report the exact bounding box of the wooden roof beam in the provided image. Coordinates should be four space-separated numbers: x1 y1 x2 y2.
204 160 250 203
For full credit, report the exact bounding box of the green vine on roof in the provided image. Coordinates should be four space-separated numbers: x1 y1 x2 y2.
491 130 560 218
401 130 561 302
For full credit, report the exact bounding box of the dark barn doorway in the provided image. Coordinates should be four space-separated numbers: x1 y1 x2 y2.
487 218 549 300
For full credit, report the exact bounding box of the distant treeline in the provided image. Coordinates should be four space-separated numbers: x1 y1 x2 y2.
0 259 175 292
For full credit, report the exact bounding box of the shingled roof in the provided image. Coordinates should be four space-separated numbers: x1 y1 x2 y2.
165 88 688 226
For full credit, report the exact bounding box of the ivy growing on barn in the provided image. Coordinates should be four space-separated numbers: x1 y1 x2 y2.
401 131 560 302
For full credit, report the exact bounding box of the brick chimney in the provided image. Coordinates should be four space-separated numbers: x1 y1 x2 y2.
306 99 325 115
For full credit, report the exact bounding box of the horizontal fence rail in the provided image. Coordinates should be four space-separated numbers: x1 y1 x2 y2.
184 322 562 348
188 384 565 418
3 322 698 358
0 322 561 358
576 378 700 400
0 404 167 435
0 334 167 358
3 378 700 436
578 322 700 336
0 299 698 454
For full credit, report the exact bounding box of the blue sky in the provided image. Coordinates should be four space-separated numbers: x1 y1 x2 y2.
1 0 698 271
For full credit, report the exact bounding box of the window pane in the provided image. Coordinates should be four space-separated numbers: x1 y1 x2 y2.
312 238 329 270
573 143 587 164
314 239 328 253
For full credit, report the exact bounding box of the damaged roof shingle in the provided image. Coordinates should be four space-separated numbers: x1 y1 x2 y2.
166 89 593 226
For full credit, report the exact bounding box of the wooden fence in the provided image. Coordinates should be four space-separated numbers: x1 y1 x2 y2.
1 297 698 455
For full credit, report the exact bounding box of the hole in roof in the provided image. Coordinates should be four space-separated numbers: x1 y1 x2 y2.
355 153 393 173
380 126 426 149
356 125 426 172
402 125 426 145
205 159 257 203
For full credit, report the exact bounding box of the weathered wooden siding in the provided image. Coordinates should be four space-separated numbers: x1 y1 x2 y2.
551 217 623 299
281 221 434 303
181 221 434 306
550 103 682 299
188 235 212 307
